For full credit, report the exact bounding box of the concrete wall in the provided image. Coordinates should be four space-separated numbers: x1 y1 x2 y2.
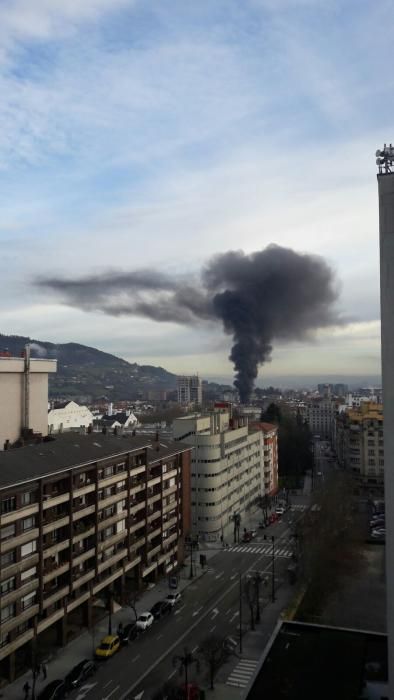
0 358 56 448
378 171 394 699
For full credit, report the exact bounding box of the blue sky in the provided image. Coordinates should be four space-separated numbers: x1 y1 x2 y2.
0 0 391 381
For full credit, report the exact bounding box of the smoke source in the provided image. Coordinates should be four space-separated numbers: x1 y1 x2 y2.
36 244 340 402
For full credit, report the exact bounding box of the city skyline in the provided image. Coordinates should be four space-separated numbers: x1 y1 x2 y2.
0 1 390 380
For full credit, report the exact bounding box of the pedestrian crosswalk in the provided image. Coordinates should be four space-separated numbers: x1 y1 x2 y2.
224 544 293 557
290 504 307 511
226 658 258 688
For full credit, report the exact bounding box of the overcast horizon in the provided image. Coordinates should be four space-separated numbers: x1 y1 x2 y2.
0 0 390 386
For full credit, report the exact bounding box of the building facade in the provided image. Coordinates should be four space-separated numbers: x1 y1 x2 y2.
0 353 56 449
250 422 279 496
48 401 94 434
176 375 202 407
0 433 191 682
301 399 335 440
334 403 384 486
173 410 263 541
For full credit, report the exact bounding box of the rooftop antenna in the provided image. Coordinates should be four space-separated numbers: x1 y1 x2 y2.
376 144 394 174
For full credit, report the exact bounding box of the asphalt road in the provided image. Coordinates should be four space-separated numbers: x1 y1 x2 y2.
67 509 307 700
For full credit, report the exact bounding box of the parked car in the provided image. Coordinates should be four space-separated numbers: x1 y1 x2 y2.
119 622 140 644
150 600 172 619
136 612 154 630
370 520 385 529
372 528 386 536
165 592 182 607
370 531 385 541
38 680 67 700
65 659 97 690
275 507 285 516
95 635 120 659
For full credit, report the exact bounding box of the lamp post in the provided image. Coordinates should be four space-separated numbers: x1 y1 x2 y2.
186 535 198 579
264 534 276 602
252 571 264 623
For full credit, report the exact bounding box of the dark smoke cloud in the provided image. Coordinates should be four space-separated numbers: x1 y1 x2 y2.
36 245 340 402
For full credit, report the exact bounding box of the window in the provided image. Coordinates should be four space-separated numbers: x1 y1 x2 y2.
1 550 15 567
21 492 33 506
22 517 35 532
21 591 36 611
104 466 114 478
0 632 10 648
0 577 15 594
1 603 15 622
1 524 16 541
21 567 37 584
1 496 16 514
21 541 37 558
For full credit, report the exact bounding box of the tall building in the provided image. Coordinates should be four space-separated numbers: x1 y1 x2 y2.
250 421 279 496
0 433 191 682
377 146 394 698
176 375 202 406
173 409 263 542
334 403 384 487
0 349 56 449
301 398 335 440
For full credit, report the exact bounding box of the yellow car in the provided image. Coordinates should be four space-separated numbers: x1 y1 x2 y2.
95 635 120 659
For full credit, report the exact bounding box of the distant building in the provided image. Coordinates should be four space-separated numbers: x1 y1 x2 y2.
96 411 138 432
335 402 384 487
176 375 202 406
173 409 263 542
301 398 335 440
0 349 57 449
48 400 93 434
317 383 348 397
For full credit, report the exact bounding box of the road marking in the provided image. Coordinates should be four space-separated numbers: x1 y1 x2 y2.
226 607 232 614
215 571 224 579
211 608 219 620
167 669 177 680
76 683 97 700
103 681 113 689
192 645 199 653
192 606 203 617
230 611 239 623
102 685 120 700
230 574 237 580
132 654 141 662
118 544 290 700
209 625 216 633
156 634 163 640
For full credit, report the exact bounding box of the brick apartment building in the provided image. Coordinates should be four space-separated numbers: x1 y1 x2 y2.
250 422 279 496
0 432 191 682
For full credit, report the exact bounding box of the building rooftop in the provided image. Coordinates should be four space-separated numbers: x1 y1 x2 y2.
0 433 192 490
246 621 387 700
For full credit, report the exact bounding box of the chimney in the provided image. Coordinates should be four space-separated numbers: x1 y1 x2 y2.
3 439 9 451
23 344 31 433
108 402 113 417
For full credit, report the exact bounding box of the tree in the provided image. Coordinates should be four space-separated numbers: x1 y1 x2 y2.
243 577 257 631
198 636 226 690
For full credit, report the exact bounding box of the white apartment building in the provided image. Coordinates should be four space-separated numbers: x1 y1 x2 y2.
0 352 56 449
173 411 263 541
48 400 94 434
176 375 202 406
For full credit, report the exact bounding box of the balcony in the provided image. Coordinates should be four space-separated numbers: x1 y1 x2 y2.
129 519 146 534
73 504 96 521
0 503 39 526
71 568 95 590
147 526 161 541
130 501 146 516
43 561 70 583
98 531 126 554
0 579 38 608
147 543 161 559
97 547 127 574
163 484 177 498
2 528 40 552
42 492 70 510
130 482 146 496
73 547 96 567
147 510 161 524
42 585 70 610
73 482 96 499
98 510 127 532
147 475 161 487
147 492 162 507
1 604 39 637
43 515 70 535
73 524 95 544
99 490 127 511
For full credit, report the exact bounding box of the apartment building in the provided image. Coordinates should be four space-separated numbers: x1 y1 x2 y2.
173 411 263 542
250 422 278 496
176 375 202 407
0 351 56 449
0 433 191 682
335 403 384 486
301 399 335 440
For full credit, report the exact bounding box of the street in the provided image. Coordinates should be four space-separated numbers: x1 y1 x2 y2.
65 506 307 700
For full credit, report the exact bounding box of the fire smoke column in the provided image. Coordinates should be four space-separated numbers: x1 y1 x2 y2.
376 144 394 699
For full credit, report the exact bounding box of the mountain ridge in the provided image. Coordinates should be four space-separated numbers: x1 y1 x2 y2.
0 333 176 400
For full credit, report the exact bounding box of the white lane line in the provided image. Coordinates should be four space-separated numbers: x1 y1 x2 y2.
192 606 203 617
156 634 163 640
102 685 120 700
192 645 199 653
215 571 224 579
167 669 177 680
103 680 113 689
230 610 239 623
230 574 237 580
209 625 216 633
132 654 141 662
211 608 219 619
225 607 232 614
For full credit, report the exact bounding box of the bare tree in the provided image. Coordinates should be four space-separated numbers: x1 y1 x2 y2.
197 636 226 690
243 577 257 631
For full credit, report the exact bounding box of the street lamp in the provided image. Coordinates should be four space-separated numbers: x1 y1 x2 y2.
263 534 276 602
252 571 264 623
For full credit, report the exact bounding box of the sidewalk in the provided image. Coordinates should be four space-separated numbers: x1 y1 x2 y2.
4 549 219 700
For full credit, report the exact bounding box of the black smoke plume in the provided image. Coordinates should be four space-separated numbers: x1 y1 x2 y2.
36 245 340 402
